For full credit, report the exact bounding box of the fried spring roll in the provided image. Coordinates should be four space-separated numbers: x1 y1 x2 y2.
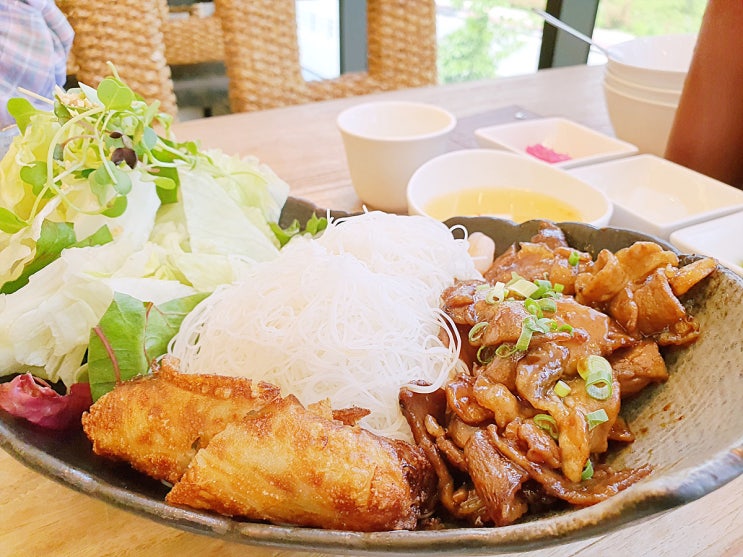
166 395 436 531
82 356 280 484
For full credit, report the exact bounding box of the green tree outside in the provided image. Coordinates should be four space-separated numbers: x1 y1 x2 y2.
437 0 707 84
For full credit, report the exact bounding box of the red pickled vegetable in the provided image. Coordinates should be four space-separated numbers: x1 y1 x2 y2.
0 374 92 430
525 143 572 163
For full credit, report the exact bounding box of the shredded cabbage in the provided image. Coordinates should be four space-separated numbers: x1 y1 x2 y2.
0 75 290 385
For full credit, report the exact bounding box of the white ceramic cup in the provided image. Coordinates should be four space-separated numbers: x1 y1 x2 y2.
337 101 456 213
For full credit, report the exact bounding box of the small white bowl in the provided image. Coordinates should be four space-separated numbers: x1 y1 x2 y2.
606 34 696 90
569 154 743 239
669 211 743 276
474 117 638 169
603 82 678 156
604 69 682 105
406 149 613 226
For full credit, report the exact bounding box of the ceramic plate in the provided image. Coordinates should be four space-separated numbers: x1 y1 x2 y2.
1 199 742 555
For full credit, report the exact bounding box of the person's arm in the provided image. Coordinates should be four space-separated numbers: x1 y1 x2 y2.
664 0 743 189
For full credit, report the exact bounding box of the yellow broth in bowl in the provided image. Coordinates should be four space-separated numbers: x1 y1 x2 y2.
423 187 582 222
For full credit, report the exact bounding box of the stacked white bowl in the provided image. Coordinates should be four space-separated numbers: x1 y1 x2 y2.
603 34 697 156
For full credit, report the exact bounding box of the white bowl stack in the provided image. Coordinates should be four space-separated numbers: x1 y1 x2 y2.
603 34 697 156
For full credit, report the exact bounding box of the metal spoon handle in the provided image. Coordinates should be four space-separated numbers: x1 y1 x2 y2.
532 8 610 57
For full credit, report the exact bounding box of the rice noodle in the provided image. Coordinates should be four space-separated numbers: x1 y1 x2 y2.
169 211 481 441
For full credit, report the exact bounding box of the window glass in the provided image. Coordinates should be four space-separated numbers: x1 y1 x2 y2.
435 0 706 82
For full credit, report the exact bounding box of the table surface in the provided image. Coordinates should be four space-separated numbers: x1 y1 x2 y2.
1 64 742 557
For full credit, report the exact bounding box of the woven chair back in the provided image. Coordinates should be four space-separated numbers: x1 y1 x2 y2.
57 0 437 117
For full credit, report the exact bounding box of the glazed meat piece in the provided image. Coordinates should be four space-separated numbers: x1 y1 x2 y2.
608 340 669 397
464 429 529 526
574 249 629 304
488 423 652 506
668 257 717 296
547 297 634 373
515 342 621 482
483 223 590 295
399 387 491 526
575 241 713 346
441 280 484 326
167 395 436 531
82 356 280 483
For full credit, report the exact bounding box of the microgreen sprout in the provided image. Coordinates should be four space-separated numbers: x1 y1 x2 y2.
6 62 197 227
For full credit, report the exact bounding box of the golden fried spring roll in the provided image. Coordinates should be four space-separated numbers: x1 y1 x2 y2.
82 356 280 484
166 395 436 531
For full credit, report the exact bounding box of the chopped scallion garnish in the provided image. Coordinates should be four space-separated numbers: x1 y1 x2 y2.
524 297 540 316
485 282 507 304
476 344 497 364
495 343 518 358
586 408 609 430
515 322 534 351
554 323 574 334
577 354 612 381
554 380 571 397
568 250 581 266
509 277 539 299
585 368 613 400
534 413 559 440
468 322 488 343
581 458 594 481
537 297 557 314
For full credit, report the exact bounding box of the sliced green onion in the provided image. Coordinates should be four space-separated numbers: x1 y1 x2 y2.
506 272 524 286
533 413 559 440
524 298 541 316
508 278 539 299
537 297 557 314
530 279 552 299
553 283 565 294
553 323 574 334
475 283 491 292
515 316 557 352
477 344 497 364
568 250 581 266
534 278 552 290
577 354 612 381
495 343 518 358
515 323 534 351
586 408 609 430
468 321 488 343
585 367 613 400
485 282 507 304
554 380 571 397
581 458 594 481
533 317 556 333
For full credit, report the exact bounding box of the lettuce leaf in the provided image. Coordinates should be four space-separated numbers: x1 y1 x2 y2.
87 292 207 400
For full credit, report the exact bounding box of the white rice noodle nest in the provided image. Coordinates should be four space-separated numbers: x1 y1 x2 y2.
169 211 482 441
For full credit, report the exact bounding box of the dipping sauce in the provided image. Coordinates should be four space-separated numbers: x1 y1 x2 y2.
424 187 582 222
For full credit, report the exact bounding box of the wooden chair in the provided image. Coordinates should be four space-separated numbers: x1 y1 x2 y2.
56 0 437 117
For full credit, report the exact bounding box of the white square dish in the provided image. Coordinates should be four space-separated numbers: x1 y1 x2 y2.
568 154 743 239
670 211 743 276
474 116 638 169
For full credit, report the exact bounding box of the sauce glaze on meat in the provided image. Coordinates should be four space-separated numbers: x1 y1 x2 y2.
401 222 715 527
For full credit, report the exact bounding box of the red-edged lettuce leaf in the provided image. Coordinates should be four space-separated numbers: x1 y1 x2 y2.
87 292 208 401
0 374 92 429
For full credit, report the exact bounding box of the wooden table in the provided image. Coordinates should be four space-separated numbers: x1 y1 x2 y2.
1 64 741 557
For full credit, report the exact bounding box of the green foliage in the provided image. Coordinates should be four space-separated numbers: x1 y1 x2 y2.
596 0 707 35
436 0 706 84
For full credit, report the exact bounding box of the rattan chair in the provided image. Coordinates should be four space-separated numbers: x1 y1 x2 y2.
57 0 437 117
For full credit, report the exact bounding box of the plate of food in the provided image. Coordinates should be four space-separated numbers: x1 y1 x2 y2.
2 199 743 554
1 71 742 556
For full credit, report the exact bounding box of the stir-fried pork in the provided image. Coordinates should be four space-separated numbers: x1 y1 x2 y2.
403 222 713 527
